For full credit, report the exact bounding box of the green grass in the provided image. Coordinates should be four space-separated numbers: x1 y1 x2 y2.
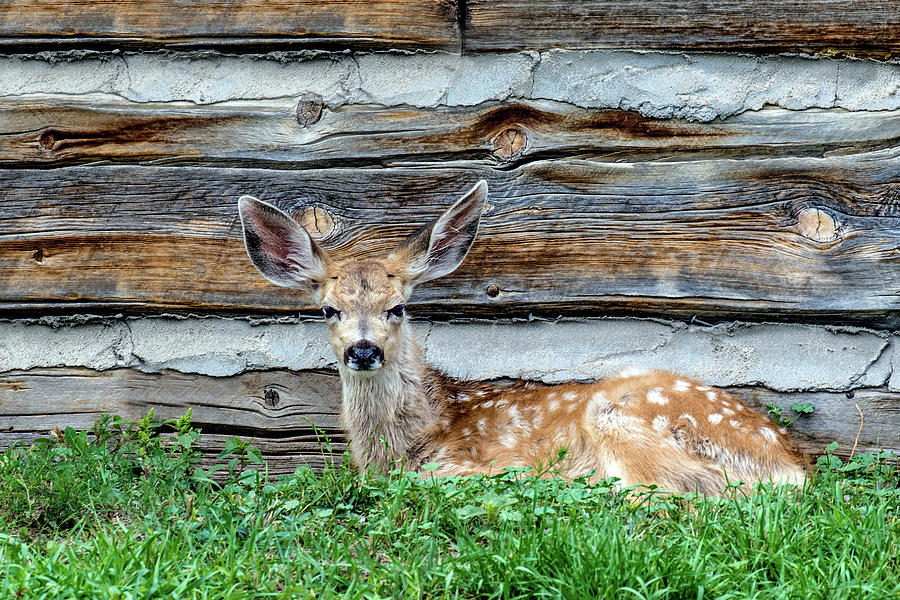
0 412 897 600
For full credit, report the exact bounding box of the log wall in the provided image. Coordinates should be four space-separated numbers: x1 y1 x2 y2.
1 1 898 473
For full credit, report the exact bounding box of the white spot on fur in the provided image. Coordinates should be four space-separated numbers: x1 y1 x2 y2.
548 399 560 411
583 392 609 422
735 403 745 412
778 427 787 435
722 407 735 416
532 413 543 429
508 407 524 429
673 380 691 392
705 391 718 402
729 419 742 429
600 455 626 484
646 388 669 405
708 413 723 424
590 391 608 406
476 418 486 432
461 428 472 438
721 400 731 407
759 427 778 443
476 390 486 397
589 403 646 440
652 415 669 431
679 413 697 426
563 391 577 401
499 433 517 448
696 385 711 392
459 394 470 402
496 399 508 409
482 400 494 409
547 392 557 400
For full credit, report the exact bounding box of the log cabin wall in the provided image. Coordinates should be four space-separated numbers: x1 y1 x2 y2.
1 1 898 472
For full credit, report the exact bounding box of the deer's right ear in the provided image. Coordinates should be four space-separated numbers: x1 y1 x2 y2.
238 196 330 291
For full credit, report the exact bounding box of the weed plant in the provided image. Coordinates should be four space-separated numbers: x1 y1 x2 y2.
0 412 897 599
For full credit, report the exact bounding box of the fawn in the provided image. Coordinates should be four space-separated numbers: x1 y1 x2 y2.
238 181 807 494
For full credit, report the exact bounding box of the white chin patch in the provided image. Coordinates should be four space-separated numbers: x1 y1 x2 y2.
346 361 383 374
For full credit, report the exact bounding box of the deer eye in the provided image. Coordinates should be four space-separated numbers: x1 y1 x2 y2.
321 306 341 321
386 304 406 320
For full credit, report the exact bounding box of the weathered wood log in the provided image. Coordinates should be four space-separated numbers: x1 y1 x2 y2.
0 368 895 475
0 1 460 51
0 368 345 473
2 1 895 54
1 152 898 323
2 97 899 169
465 1 900 54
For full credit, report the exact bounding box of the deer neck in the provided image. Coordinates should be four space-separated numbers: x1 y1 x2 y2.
338 326 442 471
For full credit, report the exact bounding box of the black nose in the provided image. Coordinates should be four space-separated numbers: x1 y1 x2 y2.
344 340 384 370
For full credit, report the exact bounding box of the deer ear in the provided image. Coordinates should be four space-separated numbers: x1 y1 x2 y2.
238 196 330 292
390 180 487 288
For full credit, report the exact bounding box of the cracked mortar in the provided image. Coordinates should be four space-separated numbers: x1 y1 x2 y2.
0 316 894 393
0 49 898 120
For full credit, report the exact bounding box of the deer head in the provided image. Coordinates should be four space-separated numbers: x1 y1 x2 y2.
238 181 488 375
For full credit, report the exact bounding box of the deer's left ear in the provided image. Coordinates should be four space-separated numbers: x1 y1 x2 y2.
390 180 487 289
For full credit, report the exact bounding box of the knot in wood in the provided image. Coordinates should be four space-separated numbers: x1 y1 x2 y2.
296 93 323 127
797 207 838 243
38 130 56 150
263 387 280 407
296 205 338 240
485 283 500 298
491 127 527 161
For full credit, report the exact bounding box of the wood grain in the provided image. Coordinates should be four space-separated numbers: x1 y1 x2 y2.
2 97 899 169
1 1 895 54
465 1 900 54
0 368 345 473
1 153 899 323
0 368 895 475
0 1 460 51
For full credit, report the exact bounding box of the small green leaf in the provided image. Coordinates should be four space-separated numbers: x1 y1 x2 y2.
63 426 77 446
282 499 300 512
499 509 523 522
825 441 840 453
839 462 864 472
246 446 264 465
457 505 487 520
791 402 815 415
421 462 440 472
480 491 516 511
219 436 242 458
816 454 842 471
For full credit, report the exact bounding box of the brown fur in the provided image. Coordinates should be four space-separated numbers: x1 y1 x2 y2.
238 182 808 495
